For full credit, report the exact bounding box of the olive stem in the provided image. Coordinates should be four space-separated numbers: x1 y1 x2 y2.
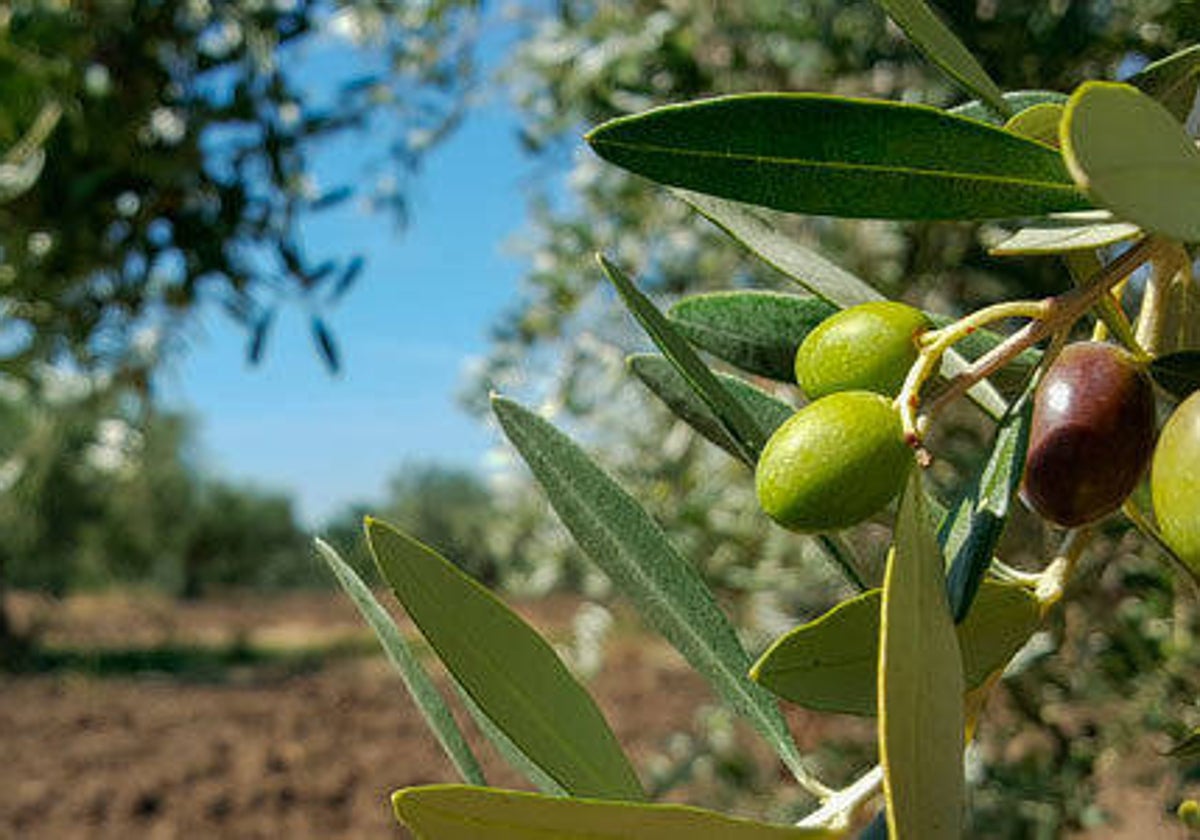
1035 529 1092 610
896 299 1047 447
795 764 883 830
918 238 1159 433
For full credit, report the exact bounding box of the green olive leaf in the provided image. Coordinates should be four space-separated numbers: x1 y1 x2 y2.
1061 81 1200 242
988 211 1141 255
750 581 1040 717
587 93 1089 221
313 539 487 787
491 396 815 787
940 378 1036 622
879 469 964 839
366 518 644 801
677 190 882 308
1129 44 1200 122
393 786 840 839
627 354 794 464
668 291 838 381
1004 102 1063 148
1150 351 1200 400
952 90 1067 125
875 0 1008 118
452 684 567 796
600 255 768 461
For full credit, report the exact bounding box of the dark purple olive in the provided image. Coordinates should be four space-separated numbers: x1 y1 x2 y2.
1021 341 1155 527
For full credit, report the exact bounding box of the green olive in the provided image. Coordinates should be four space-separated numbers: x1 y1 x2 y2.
756 391 913 533
794 301 931 399
1152 391 1200 569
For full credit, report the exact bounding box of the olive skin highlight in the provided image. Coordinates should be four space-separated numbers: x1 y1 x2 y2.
756 391 913 533
1152 391 1200 570
1021 341 1156 528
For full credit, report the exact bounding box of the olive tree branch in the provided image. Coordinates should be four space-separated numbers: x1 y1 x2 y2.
918 237 1159 432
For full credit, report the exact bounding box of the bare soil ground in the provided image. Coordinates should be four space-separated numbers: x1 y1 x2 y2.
0 590 1188 838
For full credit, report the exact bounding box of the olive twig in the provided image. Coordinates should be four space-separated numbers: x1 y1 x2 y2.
795 764 883 830
918 237 1159 433
1034 528 1092 611
895 299 1045 450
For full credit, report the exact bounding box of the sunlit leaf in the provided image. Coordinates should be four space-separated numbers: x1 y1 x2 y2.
587 94 1088 220
491 396 812 783
988 211 1141 255
940 380 1036 622
1061 82 1200 242
1150 351 1200 399
878 470 964 839
365 519 644 801
876 0 1008 117
751 582 1039 716
393 786 840 839
1004 102 1063 147
628 354 793 463
1129 44 1200 122
668 291 837 381
600 255 768 460
313 539 486 786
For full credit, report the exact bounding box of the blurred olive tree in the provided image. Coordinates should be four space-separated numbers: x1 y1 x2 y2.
0 0 479 386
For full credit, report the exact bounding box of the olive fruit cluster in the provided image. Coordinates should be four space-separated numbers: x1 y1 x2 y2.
1152 391 1200 570
756 302 926 533
1020 342 1156 528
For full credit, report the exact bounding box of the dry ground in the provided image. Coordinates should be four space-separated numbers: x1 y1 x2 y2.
0 590 1188 838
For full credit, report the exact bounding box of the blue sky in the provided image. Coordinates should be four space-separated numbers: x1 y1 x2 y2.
159 23 543 526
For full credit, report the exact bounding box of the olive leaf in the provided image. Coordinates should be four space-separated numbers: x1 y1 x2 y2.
587 93 1089 221
939 378 1036 622
491 396 815 787
677 190 882 308
313 539 487 787
627 354 793 464
366 518 644 801
393 786 839 839
1003 102 1063 147
668 291 837 381
988 211 1141 255
875 0 1009 117
1061 81 1200 242
1129 44 1200 122
878 469 964 839
600 255 768 460
751 581 1040 717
